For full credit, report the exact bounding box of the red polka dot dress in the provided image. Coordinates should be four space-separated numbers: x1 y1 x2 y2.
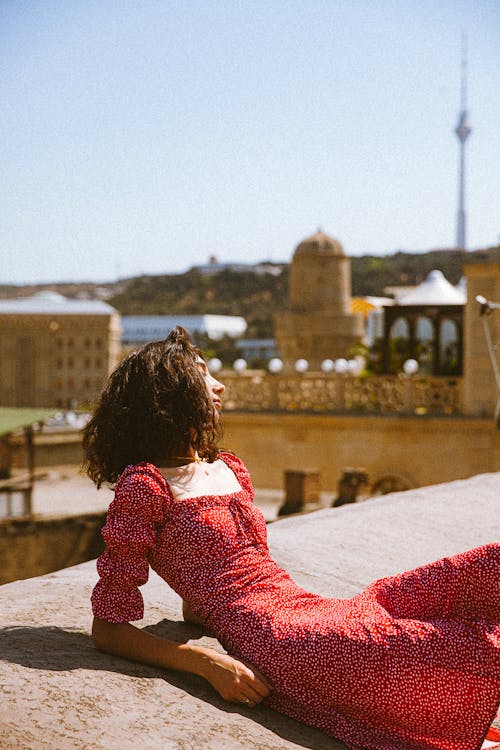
92 453 500 750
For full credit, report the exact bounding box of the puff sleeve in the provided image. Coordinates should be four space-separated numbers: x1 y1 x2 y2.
91 465 168 623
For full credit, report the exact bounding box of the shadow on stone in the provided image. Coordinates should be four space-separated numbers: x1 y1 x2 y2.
0 622 347 750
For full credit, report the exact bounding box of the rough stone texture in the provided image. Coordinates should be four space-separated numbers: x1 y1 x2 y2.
1 472 499 750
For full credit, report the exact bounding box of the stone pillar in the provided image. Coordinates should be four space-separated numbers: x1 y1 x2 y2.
463 260 500 417
278 469 321 516
332 467 370 507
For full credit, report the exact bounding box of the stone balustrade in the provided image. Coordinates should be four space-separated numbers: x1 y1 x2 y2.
221 372 463 416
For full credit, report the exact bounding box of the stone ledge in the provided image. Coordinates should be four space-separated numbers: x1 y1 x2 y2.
1 472 499 750
0 512 106 585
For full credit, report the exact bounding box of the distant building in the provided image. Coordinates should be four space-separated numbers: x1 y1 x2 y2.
235 338 278 363
382 270 466 375
193 257 284 276
275 230 364 370
351 296 394 347
0 292 121 408
121 314 247 345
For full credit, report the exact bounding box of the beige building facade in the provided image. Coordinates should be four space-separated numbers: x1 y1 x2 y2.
224 254 500 493
463 259 500 418
275 230 364 370
4 252 500 498
0 292 121 408
223 411 500 492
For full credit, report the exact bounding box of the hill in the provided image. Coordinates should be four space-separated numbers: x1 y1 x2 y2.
107 248 493 337
1 247 497 340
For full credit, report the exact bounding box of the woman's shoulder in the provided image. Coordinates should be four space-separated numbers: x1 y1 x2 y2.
117 461 166 486
218 450 244 468
218 451 253 490
113 462 169 513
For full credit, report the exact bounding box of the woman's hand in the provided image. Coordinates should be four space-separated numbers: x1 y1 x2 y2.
92 617 271 709
200 651 272 708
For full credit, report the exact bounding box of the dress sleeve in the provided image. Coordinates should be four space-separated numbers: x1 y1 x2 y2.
91 466 167 623
220 451 255 499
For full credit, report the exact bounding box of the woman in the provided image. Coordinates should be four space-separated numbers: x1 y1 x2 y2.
84 327 500 750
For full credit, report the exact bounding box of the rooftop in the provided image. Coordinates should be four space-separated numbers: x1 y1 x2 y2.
0 291 118 315
1 471 499 748
396 270 466 306
0 407 60 437
294 230 345 258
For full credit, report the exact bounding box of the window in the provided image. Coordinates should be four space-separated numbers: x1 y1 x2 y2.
416 316 434 374
440 319 460 375
388 317 411 372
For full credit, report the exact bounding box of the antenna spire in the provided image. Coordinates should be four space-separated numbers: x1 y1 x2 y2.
455 34 472 250
460 33 467 110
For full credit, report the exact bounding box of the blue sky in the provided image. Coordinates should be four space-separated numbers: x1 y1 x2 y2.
1 0 499 284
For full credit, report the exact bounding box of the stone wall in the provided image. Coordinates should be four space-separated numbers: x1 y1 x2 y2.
34 430 84 467
0 512 105 584
26 409 500 499
223 411 500 491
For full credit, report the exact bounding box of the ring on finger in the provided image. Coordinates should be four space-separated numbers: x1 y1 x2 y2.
242 697 252 705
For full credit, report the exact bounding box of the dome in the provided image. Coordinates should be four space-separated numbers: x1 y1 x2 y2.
294 230 345 258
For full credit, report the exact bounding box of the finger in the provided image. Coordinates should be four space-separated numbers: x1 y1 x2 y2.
242 676 272 702
241 684 264 704
245 673 272 698
239 662 273 695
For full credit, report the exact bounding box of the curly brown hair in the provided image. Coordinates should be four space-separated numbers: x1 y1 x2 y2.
82 326 222 487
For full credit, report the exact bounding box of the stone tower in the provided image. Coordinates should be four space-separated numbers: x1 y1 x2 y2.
275 230 364 370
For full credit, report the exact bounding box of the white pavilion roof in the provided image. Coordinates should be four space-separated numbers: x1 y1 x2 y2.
397 270 466 306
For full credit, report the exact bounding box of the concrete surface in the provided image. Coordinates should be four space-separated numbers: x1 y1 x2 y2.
1 472 499 750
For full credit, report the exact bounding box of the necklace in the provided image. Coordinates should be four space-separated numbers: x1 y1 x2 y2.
161 454 203 468
159 453 211 477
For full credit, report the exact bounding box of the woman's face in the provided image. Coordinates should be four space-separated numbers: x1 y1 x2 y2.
196 356 224 418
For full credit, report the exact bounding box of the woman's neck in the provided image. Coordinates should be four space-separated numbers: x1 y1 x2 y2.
159 449 201 468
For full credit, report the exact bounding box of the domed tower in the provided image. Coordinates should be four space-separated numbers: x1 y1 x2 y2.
275 230 364 370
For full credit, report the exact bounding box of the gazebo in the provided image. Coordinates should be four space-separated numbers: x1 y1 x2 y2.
382 270 466 375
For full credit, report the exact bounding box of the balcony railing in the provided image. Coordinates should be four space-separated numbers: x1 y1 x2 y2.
221 372 463 416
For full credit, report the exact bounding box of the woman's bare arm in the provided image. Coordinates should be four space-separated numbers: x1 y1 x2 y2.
92 617 272 707
182 599 206 628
